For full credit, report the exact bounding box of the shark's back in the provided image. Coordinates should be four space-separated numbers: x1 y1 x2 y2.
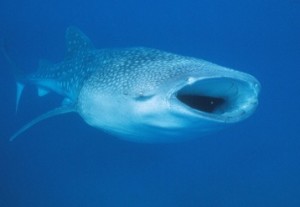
31 40 190 101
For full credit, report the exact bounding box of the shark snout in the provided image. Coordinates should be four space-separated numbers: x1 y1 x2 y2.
172 74 260 123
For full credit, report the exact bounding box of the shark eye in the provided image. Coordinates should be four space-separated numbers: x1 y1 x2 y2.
177 94 225 113
134 94 154 101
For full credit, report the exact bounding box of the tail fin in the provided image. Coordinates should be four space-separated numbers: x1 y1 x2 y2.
1 39 26 112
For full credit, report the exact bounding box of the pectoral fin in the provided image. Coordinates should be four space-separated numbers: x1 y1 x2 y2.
10 106 75 141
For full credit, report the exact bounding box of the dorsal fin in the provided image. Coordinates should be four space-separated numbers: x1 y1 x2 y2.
65 26 94 58
10 105 75 141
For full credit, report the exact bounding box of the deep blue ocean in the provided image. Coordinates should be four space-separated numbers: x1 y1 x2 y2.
0 0 299 206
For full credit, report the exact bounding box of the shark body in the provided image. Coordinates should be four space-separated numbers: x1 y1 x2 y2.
9 27 260 142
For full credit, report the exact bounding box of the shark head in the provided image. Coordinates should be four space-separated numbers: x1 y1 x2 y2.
7 27 260 142
77 49 260 142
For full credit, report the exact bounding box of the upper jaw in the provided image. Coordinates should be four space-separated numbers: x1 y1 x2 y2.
170 74 260 123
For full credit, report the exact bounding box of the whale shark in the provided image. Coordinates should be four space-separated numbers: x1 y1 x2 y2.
6 27 260 142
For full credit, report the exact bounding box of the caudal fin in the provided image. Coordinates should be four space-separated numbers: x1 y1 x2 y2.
1 39 26 112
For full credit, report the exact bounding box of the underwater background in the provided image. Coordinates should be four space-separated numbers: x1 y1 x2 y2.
0 0 299 206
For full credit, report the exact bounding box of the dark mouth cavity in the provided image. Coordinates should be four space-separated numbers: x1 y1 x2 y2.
177 94 226 113
175 78 241 114
175 76 259 121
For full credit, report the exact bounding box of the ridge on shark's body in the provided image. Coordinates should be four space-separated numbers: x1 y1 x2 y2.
6 27 260 142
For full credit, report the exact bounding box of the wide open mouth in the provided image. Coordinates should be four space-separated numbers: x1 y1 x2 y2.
175 77 259 122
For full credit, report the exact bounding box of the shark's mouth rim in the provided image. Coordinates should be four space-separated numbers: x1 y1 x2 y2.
173 76 260 123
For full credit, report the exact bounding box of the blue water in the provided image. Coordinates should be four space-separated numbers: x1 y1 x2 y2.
0 0 299 206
